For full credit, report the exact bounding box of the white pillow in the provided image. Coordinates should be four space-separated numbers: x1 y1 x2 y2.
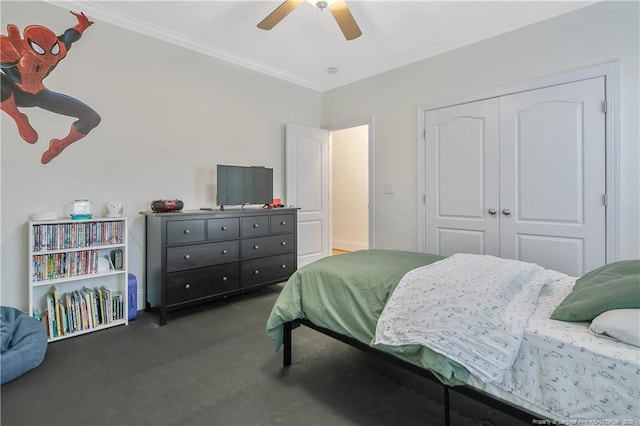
590 309 640 347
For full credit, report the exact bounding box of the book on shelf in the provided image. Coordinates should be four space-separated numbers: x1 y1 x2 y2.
46 290 56 338
83 286 99 327
79 291 87 329
32 220 125 252
33 250 106 282
71 291 80 332
112 291 124 320
64 293 74 334
100 286 112 324
97 287 105 325
59 297 68 335
51 286 62 337
44 285 122 339
80 288 93 329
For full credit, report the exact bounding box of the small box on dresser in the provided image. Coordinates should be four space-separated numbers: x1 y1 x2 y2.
141 208 297 325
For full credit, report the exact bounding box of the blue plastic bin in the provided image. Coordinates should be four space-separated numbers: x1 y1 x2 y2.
127 273 137 321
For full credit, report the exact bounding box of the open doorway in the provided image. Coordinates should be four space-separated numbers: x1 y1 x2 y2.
285 121 373 264
330 124 371 255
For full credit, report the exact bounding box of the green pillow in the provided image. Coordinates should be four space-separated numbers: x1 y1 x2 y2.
551 259 640 322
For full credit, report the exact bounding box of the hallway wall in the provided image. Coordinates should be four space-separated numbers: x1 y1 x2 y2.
331 125 369 251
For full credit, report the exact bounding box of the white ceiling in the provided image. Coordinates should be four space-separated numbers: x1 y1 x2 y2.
49 1 594 92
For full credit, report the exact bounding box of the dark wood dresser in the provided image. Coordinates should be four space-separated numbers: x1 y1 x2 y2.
141 208 297 325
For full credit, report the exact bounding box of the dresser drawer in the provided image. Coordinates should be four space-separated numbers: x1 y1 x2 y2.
241 234 294 259
167 240 239 272
241 253 295 288
270 214 295 234
166 263 240 306
207 218 239 241
240 216 269 237
166 220 205 245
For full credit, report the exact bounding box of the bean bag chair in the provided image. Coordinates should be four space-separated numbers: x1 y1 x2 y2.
1 306 48 385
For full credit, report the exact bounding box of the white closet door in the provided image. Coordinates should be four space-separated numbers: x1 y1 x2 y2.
499 77 606 276
285 123 331 267
425 99 500 256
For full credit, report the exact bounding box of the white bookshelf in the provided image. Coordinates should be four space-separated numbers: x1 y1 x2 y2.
28 217 128 342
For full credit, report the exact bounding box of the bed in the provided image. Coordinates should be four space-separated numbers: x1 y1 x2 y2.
266 249 640 425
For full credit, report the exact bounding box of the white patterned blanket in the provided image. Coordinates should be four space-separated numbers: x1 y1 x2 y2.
374 253 565 383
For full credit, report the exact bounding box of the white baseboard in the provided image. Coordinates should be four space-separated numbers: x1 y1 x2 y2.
332 239 368 252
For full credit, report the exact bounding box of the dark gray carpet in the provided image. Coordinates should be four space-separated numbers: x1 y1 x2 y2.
1 285 530 426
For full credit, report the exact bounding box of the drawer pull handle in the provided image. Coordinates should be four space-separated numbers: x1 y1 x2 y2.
221 226 227 231
184 254 191 260
280 221 286 225
221 249 228 254
281 241 287 246
253 223 259 228
184 229 190 235
253 245 259 250
222 276 228 282
253 270 260 275
185 283 191 290
281 264 287 269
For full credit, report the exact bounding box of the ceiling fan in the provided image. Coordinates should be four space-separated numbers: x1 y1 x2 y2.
257 0 362 41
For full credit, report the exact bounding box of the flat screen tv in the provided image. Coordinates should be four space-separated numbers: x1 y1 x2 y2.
216 164 273 207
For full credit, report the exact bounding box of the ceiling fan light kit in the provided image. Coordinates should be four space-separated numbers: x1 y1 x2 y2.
258 0 362 41
309 0 330 10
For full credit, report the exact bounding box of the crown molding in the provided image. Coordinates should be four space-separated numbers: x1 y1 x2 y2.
46 0 322 92
319 1 595 92
46 0 595 93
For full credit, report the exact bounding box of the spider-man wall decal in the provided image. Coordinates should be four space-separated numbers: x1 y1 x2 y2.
1 11 101 164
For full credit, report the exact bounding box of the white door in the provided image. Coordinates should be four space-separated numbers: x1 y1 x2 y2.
285 124 331 267
499 77 606 275
425 77 606 276
425 98 501 256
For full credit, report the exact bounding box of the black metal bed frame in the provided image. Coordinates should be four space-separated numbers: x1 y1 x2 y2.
282 319 545 426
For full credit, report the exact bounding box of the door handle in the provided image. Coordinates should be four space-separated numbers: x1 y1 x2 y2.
502 208 511 216
488 208 497 215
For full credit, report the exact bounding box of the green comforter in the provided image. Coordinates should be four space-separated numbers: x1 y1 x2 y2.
265 249 470 386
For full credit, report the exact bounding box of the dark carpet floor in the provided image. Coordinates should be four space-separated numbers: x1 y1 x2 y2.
1 285 530 426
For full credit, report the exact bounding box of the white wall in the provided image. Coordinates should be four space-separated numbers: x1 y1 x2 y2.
331 125 368 251
321 1 640 260
0 1 321 312
2 1 638 313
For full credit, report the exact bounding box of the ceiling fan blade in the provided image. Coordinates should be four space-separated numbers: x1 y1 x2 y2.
329 0 362 40
257 0 304 30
